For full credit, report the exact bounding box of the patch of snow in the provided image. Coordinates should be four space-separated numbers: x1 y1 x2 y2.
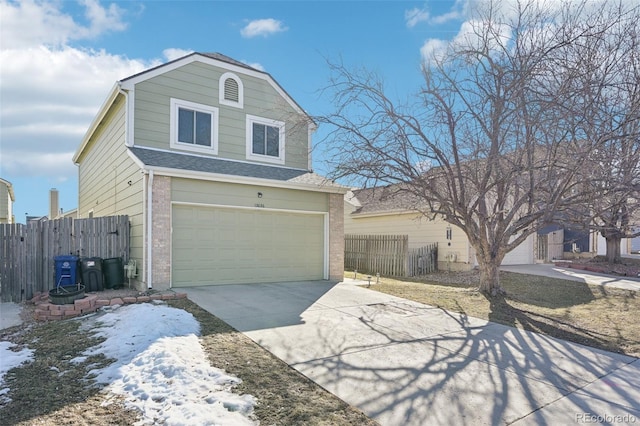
0 341 34 405
80 303 256 425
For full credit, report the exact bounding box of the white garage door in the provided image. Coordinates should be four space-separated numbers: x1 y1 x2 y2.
172 205 325 287
501 234 535 265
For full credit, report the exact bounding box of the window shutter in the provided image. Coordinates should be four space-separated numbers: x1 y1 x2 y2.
224 78 239 103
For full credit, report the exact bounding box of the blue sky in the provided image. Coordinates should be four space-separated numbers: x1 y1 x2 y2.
0 0 469 223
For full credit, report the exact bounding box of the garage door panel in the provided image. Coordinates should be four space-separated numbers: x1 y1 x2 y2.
172 205 324 287
501 234 535 265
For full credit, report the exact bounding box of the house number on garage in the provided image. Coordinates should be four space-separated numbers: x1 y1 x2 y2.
255 203 265 208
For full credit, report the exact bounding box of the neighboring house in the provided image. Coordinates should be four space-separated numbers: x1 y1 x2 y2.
73 52 347 291
344 186 538 271
0 178 15 224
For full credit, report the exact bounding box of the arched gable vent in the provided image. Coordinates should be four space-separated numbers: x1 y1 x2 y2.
219 72 243 108
224 78 239 102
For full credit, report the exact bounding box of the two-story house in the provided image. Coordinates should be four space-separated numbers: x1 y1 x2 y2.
73 52 347 291
0 178 15 224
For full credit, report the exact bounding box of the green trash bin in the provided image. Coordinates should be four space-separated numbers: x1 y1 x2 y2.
103 257 125 289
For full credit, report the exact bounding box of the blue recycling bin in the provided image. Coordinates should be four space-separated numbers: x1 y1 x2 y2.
54 255 79 288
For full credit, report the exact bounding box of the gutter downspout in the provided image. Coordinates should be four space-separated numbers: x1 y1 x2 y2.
118 84 135 148
146 170 154 289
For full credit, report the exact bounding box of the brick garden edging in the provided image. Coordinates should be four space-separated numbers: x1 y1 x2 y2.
554 261 640 278
29 291 188 322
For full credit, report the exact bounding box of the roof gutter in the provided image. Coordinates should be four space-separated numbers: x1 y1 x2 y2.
139 164 350 194
350 209 421 219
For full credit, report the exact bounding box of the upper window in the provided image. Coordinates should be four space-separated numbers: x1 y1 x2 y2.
246 115 285 164
219 72 244 108
170 98 218 154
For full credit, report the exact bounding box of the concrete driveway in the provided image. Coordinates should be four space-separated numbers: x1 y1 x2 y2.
182 280 640 425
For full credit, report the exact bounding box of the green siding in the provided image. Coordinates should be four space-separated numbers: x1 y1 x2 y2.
76 95 145 283
172 178 328 212
133 61 310 169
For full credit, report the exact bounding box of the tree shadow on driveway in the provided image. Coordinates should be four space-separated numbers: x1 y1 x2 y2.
186 281 640 426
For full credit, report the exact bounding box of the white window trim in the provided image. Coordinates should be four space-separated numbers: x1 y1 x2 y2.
219 72 244 109
246 114 285 165
170 98 219 155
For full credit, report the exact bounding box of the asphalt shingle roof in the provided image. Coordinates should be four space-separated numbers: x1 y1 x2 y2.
348 185 423 215
129 147 312 181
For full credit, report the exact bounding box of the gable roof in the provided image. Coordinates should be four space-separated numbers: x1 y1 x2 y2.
128 147 347 194
0 178 15 201
347 184 423 215
119 52 262 85
118 51 310 118
73 52 315 164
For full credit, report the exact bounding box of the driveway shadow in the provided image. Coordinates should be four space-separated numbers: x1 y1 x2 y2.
184 281 640 425
181 280 339 331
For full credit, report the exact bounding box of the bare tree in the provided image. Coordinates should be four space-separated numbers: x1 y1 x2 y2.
563 4 640 263
319 0 636 295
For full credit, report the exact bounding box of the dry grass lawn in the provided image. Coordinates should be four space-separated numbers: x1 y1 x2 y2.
0 299 377 426
361 270 640 358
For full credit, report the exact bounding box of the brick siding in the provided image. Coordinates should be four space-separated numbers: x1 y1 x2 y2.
328 193 345 280
151 175 171 290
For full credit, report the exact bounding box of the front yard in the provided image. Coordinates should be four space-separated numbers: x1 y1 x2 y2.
362 270 640 358
0 298 377 425
2 269 637 425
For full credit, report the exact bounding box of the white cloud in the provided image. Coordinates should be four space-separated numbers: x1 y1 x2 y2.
0 45 156 177
163 48 194 61
420 38 449 64
405 7 430 28
242 60 265 71
430 9 463 25
77 0 127 38
0 1 162 179
0 0 127 48
0 0 77 48
406 1 466 28
420 19 512 65
240 18 287 38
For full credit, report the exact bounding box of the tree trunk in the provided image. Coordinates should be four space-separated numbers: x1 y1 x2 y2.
605 236 622 264
478 260 503 296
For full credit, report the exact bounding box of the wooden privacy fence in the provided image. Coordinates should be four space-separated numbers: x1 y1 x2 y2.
345 234 438 277
407 243 438 276
536 229 564 262
0 215 129 303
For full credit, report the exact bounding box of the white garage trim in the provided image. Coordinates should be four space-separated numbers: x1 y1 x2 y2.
170 201 329 287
